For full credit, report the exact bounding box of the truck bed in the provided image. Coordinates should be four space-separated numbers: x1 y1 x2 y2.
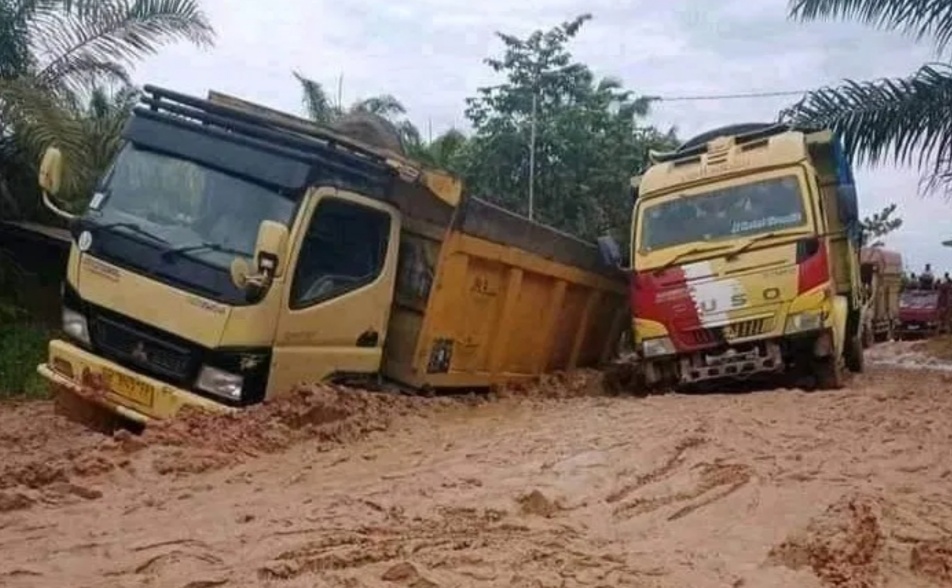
384 196 629 389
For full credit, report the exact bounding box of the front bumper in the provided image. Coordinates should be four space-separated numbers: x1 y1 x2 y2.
37 339 231 423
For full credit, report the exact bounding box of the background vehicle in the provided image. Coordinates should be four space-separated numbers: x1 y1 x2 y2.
897 287 951 339
859 247 903 345
599 122 865 390
35 85 629 425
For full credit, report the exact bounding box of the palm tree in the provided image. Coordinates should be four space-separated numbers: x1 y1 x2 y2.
293 71 423 156
0 0 215 217
407 128 468 170
782 0 952 192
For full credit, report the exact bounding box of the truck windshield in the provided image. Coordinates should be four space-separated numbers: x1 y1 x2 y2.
639 175 808 252
93 143 296 267
900 291 938 308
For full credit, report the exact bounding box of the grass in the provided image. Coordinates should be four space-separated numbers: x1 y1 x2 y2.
0 322 51 400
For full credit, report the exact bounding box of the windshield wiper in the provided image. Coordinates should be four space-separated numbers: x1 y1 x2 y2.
161 241 249 261
656 243 733 272
726 229 812 260
96 221 169 244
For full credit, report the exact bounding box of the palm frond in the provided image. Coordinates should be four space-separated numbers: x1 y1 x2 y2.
782 63 952 179
350 94 406 119
788 0 952 53
292 71 336 124
32 0 214 94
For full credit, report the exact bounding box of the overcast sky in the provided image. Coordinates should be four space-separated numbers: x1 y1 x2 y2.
133 0 944 272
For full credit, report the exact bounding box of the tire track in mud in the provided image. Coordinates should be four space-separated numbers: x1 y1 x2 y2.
253 505 648 586
605 435 754 522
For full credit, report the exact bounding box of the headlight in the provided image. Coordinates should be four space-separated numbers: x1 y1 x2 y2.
195 365 243 400
785 311 823 333
642 336 675 358
62 308 90 345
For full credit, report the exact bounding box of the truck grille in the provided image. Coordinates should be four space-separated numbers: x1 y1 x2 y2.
690 317 772 345
90 315 195 382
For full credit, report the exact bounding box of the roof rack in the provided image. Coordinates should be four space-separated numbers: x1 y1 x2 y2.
648 122 818 165
136 84 393 181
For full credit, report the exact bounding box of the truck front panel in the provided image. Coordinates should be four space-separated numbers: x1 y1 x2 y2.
632 237 831 354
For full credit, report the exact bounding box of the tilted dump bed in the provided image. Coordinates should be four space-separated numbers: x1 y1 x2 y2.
206 90 630 390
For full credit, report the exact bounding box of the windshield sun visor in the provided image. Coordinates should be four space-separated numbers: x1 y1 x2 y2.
123 114 311 191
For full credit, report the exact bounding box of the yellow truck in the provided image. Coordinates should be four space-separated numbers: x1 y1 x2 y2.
597 123 865 390
35 85 629 424
859 247 903 345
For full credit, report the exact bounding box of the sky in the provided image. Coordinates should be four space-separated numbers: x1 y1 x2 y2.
133 0 945 272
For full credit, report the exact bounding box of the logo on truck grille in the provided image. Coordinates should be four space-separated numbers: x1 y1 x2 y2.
131 342 148 363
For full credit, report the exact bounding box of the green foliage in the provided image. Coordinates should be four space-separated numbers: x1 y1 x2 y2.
456 14 678 242
783 0 952 193
293 71 422 154
0 0 215 220
0 322 50 399
861 202 902 247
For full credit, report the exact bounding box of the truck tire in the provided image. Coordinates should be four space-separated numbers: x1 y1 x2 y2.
815 356 848 390
846 331 865 373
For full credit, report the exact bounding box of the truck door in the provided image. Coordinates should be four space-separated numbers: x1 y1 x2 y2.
268 186 401 397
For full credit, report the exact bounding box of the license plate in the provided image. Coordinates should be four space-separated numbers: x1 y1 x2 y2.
102 368 155 407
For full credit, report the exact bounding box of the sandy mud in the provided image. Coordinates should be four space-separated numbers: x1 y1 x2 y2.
1 351 951 587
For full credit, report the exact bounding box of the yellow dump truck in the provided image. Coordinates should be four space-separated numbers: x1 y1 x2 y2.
859 247 903 345
597 123 865 389
35 85 628 424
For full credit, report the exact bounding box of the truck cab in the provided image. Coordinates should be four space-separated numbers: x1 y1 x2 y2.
602 123 864 390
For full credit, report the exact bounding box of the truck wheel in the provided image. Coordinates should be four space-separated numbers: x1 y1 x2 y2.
815 356 848 390
846 332 865 373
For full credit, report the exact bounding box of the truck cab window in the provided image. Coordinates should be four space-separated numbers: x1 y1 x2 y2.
291 197 391 308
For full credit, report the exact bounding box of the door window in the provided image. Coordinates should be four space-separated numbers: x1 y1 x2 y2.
290 197 391 308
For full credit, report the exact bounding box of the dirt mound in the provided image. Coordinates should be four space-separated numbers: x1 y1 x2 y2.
517 489 562 518
768 493 884 587
494 369 611 400
0 384 442 512
911 538 952 585
768 492 952 588
145 384 424 454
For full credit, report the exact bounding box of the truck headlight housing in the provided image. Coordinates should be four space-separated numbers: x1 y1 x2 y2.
62 307 90 346
642 336 675 358
785 311 823 334
195 365 243 400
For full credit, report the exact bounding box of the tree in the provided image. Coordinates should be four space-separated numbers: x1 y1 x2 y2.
861 203 902 247
293 71 422 155
0 0 215 218
782 0 952 194
457 14 677 241
406 128 468 171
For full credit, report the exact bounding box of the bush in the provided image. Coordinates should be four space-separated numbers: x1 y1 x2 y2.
0 322 50 399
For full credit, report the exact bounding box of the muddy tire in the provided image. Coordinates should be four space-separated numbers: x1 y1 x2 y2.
862 325 873 348
846 332 865 373
53 388 126 435
815 355 848 390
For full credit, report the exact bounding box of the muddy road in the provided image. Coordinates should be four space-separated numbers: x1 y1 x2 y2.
2 343 952 588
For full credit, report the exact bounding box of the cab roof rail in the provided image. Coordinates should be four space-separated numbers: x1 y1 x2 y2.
138 84 392 176
647 122 823 165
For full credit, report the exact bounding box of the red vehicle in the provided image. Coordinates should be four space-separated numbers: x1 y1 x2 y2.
897 287 951 339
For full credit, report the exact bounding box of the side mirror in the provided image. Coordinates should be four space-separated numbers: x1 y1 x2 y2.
229 220 289 302
254 220 289 278
39 146 63 195
597 235 623 269
38 146 77 220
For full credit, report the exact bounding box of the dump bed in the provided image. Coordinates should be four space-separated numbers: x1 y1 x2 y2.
384 195 629 389
860 247 903 323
